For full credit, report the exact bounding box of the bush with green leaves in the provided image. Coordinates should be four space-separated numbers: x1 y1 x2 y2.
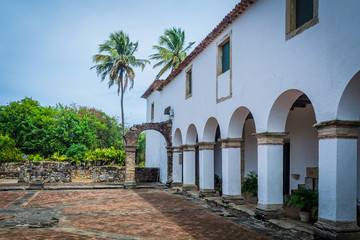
0 98 124 157
84 147 125 166
66 144 88 159
285 188 318 213
242 171 258 197
0 135 23 162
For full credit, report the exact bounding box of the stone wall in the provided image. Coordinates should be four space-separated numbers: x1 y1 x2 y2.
135 167 160 182
0 162 160 183
94 166 125 182
0 162 24 179
19 161 72 183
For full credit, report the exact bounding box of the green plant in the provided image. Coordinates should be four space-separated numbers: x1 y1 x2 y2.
214 174 222 193
0 134 23 162
285 188 318 213
149 27 195 79
66 144 88 159
242 171 258 197
27 154 44 161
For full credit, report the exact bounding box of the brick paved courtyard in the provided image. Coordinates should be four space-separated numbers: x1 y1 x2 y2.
0 189 303 239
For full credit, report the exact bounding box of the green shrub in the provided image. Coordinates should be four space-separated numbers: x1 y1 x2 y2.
27 154 44 161
285 188 318 213
84 147 125 166
214 174 222 193
66 144 88 159
242 171 258 197
0 135 23 162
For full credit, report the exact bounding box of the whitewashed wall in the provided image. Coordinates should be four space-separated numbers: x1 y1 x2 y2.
244 119 257 177
145 0 360 190
285 105 318 192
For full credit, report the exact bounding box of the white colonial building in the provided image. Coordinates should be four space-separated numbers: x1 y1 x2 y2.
141 0 360 239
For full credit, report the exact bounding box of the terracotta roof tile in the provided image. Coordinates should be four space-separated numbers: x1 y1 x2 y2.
141 79 164 99
156 0 257 91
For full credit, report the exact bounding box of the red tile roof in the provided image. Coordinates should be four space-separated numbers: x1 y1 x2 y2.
155 0 257 91
141 79 164 99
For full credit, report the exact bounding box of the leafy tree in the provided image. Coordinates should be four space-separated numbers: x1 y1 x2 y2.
136 133 146 166
66 144 88 159
91 31 149 144
0 98 56 155
0 134 23 162
150 27 195 79
0 98 125 157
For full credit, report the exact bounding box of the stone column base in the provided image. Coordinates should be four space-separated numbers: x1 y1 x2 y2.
255 203 284 220
182 184 198 191
124 180 136 189
222 195 244 205
171 182 183 188
199 189 216 198
314 218 360 240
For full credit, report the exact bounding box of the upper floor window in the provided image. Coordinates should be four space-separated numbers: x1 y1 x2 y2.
216 31 232 103
185 66 192 99
221 41 230 73
286 0 319 40
151 102 154 121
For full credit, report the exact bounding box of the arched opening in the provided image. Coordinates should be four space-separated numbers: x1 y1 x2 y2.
202 117 222 195
214 125 222 193
144 130 168 183
284 94 318 195
183 124 198 190
227 107 257 202
124 120 172 186
337 71 360 225
267 90 318 221
172 128 183 185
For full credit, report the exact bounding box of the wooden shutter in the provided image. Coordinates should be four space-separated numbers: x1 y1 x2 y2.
188 70 192 95
222 41 230 73
296 0 313 28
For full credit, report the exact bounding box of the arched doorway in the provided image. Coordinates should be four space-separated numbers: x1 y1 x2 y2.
172 128 183 186
225 107 257 203
255 89 318 220
199 117 221 196
183 124 198 191
336 70 360 227
124 120 172 186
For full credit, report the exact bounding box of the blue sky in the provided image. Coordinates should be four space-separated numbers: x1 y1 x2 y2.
0 0 239 125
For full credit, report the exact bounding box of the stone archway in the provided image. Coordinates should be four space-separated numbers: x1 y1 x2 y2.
124 120 172 187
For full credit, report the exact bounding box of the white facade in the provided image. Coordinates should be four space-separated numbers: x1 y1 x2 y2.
144 0 360 238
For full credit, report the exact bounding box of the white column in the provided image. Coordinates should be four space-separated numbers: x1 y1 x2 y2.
182 145 197 191
198 142 216 197
172 147 183 187
254 132 287 219
313 120 360 239
221 138 243 204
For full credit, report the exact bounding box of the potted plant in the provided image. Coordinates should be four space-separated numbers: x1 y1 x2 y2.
285 188 318 222
214 174 222 196
242 171 258 203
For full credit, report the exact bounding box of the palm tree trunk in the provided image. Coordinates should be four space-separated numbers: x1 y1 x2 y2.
119 74 126 146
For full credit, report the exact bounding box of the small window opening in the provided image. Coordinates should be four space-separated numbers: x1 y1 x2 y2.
151 102 154 122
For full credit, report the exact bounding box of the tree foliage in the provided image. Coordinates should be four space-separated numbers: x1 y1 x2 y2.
0 98 123 157
135 133 146 166
150 27 195 79
91 31 149 144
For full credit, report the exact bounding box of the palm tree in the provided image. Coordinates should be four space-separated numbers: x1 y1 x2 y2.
91 31 149 144
150 27 195 79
